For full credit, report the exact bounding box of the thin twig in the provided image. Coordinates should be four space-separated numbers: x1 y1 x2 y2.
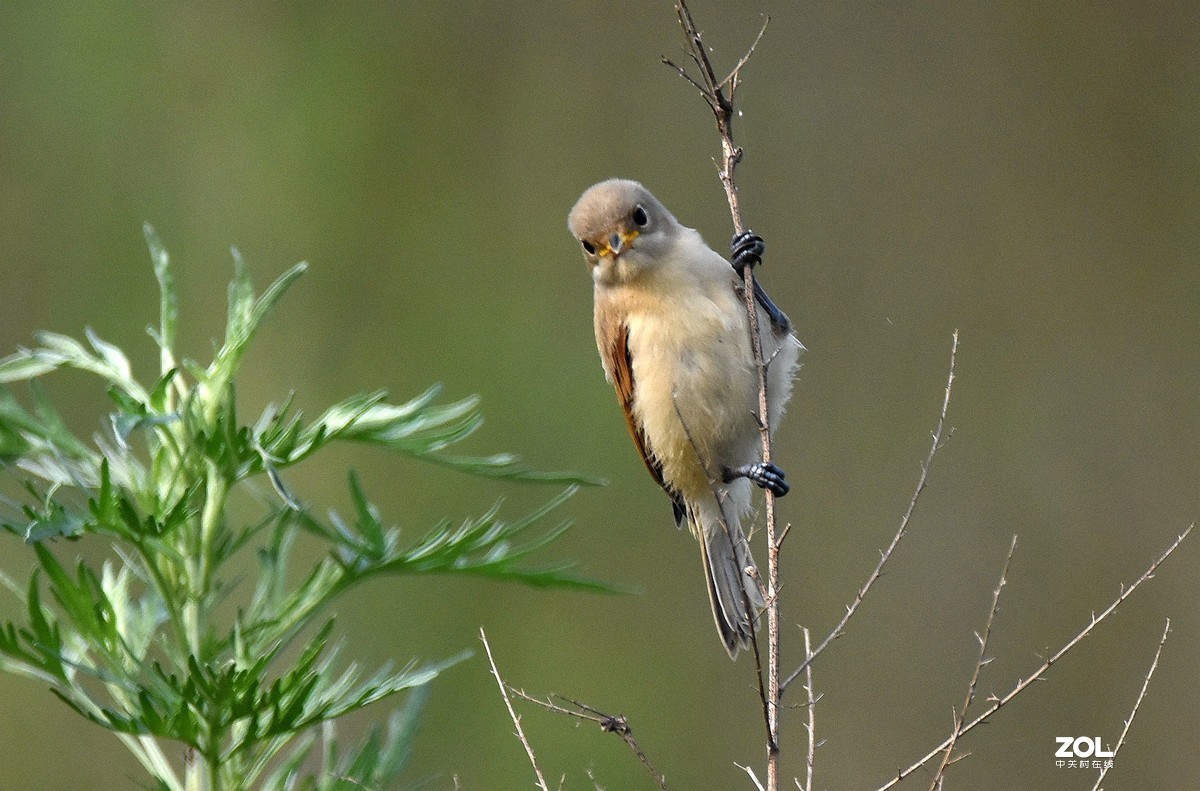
663 1 761 230
510 689 669 791
737 763 767 791
802 626 815 791
480 628 551 791
1091 618 1172 791
929 535 1018 789
874 523 1193 791
782 330 960 695
664 3 780 787
719 17 771 95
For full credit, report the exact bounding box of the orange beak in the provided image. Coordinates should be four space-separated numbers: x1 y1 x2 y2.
597 229 639 257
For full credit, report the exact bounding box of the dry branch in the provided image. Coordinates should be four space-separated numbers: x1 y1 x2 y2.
510 689 669 791
664 2 780 786
480 628 551 791
782 330 960 695
874 524 1193 790
802 626 816 791
1090 618 1172 791
929 535 1018 788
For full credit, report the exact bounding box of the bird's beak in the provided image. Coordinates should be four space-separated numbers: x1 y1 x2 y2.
598 229 639 258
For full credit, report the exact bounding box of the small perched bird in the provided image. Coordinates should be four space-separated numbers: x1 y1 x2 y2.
568 178 802 658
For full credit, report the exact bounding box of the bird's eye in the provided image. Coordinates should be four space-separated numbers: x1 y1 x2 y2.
632 205 649 227
581 240 596 255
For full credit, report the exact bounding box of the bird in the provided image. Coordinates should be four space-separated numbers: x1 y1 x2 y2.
568 178 802 658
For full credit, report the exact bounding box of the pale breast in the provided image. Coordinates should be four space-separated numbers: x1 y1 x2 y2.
625 282 759 500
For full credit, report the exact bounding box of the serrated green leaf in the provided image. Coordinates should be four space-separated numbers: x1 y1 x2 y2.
328 484 622 592
346 472 388 558
225 248 254 349
0 350 62 383
419 452 606 485
144 223 177 364
24 499 86 542
25 570 64 675
263 384 603 486
259 732 317 791
250 262 308 333
147 368 178 412
106 384 146 416
85 328 133 385
377 684 428 779
0 236 615 790
33 331 94 368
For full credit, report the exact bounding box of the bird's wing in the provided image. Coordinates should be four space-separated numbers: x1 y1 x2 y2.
599 317 687 526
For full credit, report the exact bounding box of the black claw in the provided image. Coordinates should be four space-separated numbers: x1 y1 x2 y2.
725 462 790 497
750 462 790 497
730 230 790 334
731 230 765 273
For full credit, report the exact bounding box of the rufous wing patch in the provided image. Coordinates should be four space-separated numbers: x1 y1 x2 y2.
604 320 687 526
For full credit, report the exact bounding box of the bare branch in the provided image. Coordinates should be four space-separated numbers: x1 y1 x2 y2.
673 1 722 103
720 16 771 94
783 330 960 695
664 0 750 230
664 5 779 787
1091 618 1172 791
738 763 768 791
802 627 816 791
511 689 669 791
661 54 710 98
777 522 794 550
929 535 1018 788
480 628 551 791
874 524 1193 791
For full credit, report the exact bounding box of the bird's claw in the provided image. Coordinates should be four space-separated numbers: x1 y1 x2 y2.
731 230 765 273
726 462 789 497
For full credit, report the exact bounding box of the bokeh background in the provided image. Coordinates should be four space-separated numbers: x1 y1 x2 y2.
2 2 1198 789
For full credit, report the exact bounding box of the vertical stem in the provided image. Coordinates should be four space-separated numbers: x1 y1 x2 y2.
182 579 201 658
183 461 226 791
183 460 226 656
720 93 780 791
197 460 226 596
207 741 223 791
741 252 780 790
717 67 780 791
667 4 781 786
803 627 815 791
184 752 207 791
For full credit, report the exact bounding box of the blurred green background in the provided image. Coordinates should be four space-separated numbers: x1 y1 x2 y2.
2 2 1198 789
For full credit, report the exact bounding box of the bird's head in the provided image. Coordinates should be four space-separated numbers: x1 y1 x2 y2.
568 179 679 285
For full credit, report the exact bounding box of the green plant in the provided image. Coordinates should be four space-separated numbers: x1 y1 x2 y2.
0 226 604 791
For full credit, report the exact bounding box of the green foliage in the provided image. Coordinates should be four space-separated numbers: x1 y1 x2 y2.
0 227 605 791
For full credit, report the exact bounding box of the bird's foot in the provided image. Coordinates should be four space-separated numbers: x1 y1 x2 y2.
730 230 765 274
724 462 789 497
732 230 790 334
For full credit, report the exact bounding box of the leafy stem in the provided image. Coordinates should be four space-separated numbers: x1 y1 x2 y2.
0 228 606 790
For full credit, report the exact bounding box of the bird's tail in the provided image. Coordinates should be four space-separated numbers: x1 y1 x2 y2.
695 499 765 659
